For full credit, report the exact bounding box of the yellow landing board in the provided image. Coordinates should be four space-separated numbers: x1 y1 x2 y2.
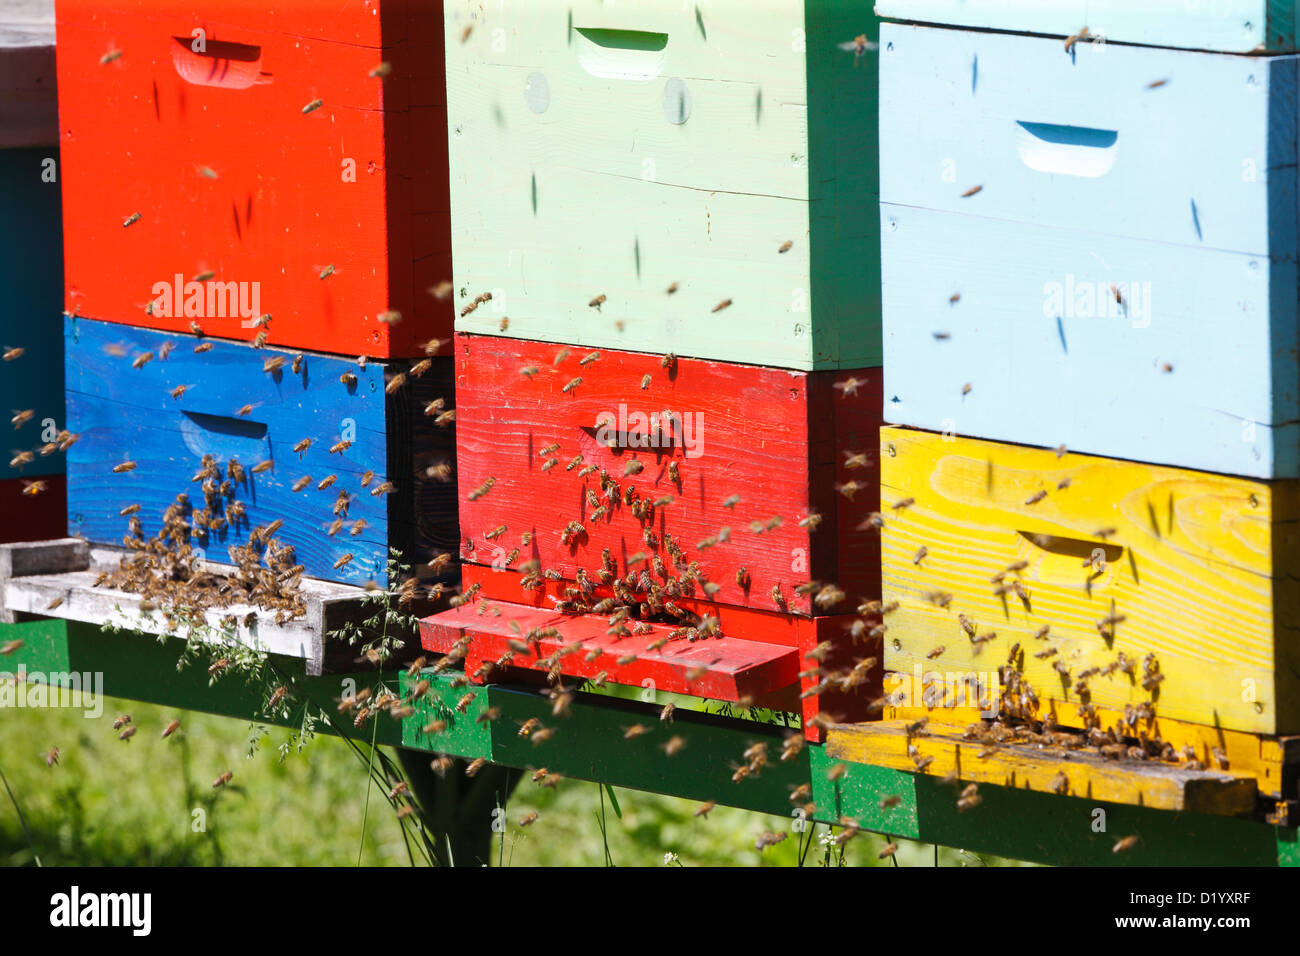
827 720 1258 816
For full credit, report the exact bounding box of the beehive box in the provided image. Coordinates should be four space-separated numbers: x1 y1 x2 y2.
879 23 1300 478
453 333 882 616
879 425 1300 736
2 148 65 483
876 0 1300 53
444 0 881 370
54 0 450 356
63 316 456 586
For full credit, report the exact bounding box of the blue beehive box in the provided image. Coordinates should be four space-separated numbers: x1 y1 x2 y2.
879 22 1300 478
64 316 456 586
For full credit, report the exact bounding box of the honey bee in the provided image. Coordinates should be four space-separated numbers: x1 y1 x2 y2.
8 450 33 470
250 459 273 474
371 481 395 496
659 703 675 724
1113 834 1139 853
1064 26 1092 53
333 553 354 570
11 409 34 429
119 725 138 741
192 341 214 354
385 373 406 395
623 723 651 740
588 294 606 309
712 299 733 313
454 692 476 713
3 346 24 362
580 351 601 367
553 347 571 366
121 210 140 226
339 372 358 387
111 461 137 474
161 719 181 739
519 812 539 827
826 762 847 782
562 377 582 394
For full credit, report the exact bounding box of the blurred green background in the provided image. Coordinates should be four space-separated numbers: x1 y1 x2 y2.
0 696 1028 866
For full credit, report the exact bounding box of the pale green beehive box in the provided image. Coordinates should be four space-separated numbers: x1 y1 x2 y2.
444 0 880 371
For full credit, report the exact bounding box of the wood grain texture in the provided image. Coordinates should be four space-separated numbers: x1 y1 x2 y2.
825 720 1258 816
64 316 457 586
454 333 881 615
879 25 1300 476
876 0 1296 53
444 0 881 370
54 0 451 356
0 475 64 546
1 148 64 480
879 426 1300 735
421 601 799 702
882 702 1300 800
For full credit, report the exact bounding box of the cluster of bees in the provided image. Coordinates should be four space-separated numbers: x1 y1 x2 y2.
94 476 308 625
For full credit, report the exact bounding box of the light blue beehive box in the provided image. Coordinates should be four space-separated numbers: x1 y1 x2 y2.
879 22 1300 478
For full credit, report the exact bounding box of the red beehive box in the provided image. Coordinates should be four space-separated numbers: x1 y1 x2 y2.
453 333 883 616
54 0 449 356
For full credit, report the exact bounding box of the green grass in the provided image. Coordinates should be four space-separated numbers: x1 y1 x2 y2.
0 696 1028 866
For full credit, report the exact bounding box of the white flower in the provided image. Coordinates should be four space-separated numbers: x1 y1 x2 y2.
663 852 679 865
819 832 835 847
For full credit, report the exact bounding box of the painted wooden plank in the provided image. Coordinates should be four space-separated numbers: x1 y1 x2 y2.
0 475 64 545
1 148 64 480
54 0 451 356
879 425 1300 736
826 720 1258 816
454 333 882 616
445 0 882 370
808 743 1297 866
883 702 1300 801
401 668 812 818
0 540 391 674
0 0 56 147
876 0 1297 53
455 564 881 741
878 25 1300 477
63 316 457 586
421 601 800 702
0 618 407 747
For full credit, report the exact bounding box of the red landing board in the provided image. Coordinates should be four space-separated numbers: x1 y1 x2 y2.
55 0 450 357
453 334 883 617
427 568 884 741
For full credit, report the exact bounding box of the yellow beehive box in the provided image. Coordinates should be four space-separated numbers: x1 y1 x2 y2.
879 426 1300 735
